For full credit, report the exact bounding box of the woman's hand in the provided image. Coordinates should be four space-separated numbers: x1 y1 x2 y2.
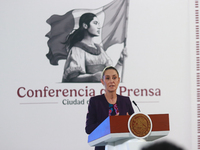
92 71 102 81
120 47 128 58
114 112 129 116
117 47 128 66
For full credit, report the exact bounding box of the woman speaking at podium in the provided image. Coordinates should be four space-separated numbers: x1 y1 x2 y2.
85 66 134 150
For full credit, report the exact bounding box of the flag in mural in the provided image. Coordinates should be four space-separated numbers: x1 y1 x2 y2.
46 0 129 65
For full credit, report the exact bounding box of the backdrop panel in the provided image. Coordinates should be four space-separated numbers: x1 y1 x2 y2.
0 0 196 150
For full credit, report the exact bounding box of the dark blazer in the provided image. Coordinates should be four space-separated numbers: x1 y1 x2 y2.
85 94 134 150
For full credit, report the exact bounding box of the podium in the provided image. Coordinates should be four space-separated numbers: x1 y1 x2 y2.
88 113 169 150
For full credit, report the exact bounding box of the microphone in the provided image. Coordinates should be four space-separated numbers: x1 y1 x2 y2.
132 100 141 112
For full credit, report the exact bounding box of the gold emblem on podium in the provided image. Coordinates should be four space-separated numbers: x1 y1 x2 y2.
128 113 152 138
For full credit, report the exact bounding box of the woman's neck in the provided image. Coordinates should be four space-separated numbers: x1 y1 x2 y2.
81 35 95 47
104 92 117 104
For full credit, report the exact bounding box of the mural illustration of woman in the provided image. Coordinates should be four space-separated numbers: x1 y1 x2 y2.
62 13 127 82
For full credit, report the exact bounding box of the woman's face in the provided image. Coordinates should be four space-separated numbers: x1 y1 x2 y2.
87 17 100 36
101 69 120 93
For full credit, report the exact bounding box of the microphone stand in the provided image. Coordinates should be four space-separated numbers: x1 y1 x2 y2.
132 100 141 112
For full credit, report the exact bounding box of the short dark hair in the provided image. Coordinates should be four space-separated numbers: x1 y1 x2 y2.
101 66 119 79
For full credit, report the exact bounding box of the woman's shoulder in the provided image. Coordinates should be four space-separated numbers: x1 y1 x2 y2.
90 94 105 101
117 94 131 101
117 94 129 98
90 94 107 103
88 95 106 106
70 45 85 52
